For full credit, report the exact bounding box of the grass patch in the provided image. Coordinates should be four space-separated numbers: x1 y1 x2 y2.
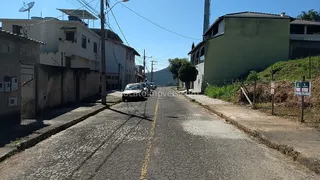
259 56 320 82
204 83 240 102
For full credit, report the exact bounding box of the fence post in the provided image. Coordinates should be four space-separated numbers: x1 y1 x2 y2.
308 56 312 79
301 76 305 123
271 65 275 115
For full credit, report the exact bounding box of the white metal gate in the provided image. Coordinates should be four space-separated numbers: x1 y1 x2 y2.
21 64 36 118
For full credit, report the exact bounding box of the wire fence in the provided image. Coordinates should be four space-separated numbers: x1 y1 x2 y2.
202 56 320 128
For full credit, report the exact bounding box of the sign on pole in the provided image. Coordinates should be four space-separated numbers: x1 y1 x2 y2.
271 81 275 95
295 81 311 96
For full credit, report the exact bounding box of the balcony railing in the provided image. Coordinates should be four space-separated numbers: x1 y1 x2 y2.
290 34 320 41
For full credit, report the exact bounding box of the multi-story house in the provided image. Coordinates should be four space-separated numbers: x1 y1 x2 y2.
0 9 102 113
91 28 140 90
189 11 292 93
290 19 320 58
0 10 101 70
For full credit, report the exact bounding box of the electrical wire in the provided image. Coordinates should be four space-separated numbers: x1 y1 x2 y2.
109 8 130 46
119 2 201 41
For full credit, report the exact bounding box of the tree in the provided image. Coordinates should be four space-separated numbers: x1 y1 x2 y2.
168 58 189 88
297 9 320 21
178 62 198 93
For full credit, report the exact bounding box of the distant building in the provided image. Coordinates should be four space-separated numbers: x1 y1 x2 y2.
290 19 320 58
0 30 43 126
189 11 292 93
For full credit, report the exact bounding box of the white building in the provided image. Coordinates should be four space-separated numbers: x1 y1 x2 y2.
0 9 101 71
91 29 141 90
0 9 141 91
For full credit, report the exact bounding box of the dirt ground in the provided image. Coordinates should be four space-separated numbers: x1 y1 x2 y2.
235 77 320 131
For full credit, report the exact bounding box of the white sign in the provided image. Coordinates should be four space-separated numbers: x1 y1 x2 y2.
11 77 18 91
271 81 275 95
8 97 18 106
295 81 311 96
4 82 11 92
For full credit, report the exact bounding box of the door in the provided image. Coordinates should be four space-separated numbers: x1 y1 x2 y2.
76 75 80 101
21 64 36 118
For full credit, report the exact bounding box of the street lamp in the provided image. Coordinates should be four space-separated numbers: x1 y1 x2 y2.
101 0 129 105
107 0 129 13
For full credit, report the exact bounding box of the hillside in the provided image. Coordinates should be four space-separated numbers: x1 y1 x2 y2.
205 56 320 129
146 67 176 86
258 56 320 82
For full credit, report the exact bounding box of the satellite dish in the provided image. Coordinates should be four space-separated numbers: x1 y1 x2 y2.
19 2 35 19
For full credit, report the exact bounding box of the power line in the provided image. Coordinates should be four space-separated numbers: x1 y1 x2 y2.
119 3 201 41
109 8 130 46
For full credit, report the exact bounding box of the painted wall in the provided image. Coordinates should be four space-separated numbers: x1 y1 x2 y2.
204 17 290 84
194 62 205 93
0 36 21 125
36 65 100 112
1 19 101 70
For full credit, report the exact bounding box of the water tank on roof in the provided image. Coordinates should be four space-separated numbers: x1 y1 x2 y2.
68 16 82 22
31 16 43 20
44 17 58 20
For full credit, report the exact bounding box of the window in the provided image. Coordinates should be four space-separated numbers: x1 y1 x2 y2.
93 42 97 53
81 35 87 49
66 31 75 42
12 25 22 35
290 25 304 34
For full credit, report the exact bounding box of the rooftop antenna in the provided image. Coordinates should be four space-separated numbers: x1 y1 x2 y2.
19 1 35 19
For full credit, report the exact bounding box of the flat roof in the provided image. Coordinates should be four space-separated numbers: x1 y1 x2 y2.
291 19 320 26
57 9 98 20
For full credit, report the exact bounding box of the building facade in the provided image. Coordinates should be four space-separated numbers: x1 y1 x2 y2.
0 30 43 125
0 17 101 70
189 12 292 93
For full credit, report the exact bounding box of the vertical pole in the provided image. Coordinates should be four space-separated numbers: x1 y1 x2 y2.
143 49 146 81
253 80 256 108
118 63 120 90
271 65 275 115
151 60 154 82
100 0 107 105
309 56 312 79
60 52 64 104
301 76 305 123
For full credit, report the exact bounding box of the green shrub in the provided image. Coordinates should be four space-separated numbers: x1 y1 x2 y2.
204 83 240 102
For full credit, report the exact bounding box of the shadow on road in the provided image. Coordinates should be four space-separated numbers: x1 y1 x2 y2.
107 107 154 122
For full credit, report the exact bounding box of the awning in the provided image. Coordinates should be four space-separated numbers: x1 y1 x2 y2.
57 9 98 20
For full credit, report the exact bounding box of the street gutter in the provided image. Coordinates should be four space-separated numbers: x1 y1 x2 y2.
176 90 320 174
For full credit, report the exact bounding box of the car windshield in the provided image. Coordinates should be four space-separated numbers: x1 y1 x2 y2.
125 84 141 90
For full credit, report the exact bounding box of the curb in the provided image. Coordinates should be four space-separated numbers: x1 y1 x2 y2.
180 93 320 174
0 100 122 163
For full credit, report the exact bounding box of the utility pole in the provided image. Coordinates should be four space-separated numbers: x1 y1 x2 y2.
151 60 156 82
100 0 106 105
143 49 146 81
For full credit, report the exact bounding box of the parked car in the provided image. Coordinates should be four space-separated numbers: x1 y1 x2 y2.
140 82 151 94
150 82 157 90
122 83 148 101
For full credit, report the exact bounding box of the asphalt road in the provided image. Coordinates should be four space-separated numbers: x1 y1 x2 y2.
0 87 319 180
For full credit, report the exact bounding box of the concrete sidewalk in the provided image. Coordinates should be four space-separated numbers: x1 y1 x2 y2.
0 92 122 162
183 93 320 174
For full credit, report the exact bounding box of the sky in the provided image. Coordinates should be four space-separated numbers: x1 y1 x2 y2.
1 0 319 72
